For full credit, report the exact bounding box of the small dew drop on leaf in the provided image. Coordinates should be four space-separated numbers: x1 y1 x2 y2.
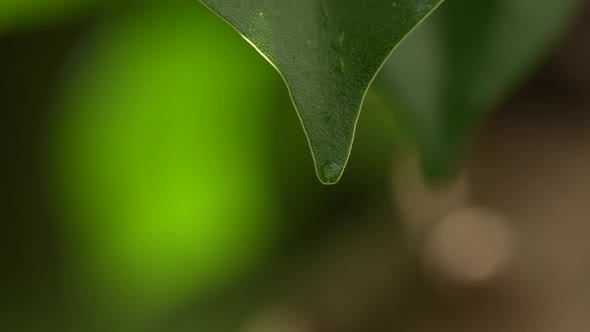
320 161 343 184
333 30 345 49
337 58 345 73
320 1 330 27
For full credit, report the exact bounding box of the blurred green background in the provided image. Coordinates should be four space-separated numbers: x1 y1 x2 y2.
1 0 589 331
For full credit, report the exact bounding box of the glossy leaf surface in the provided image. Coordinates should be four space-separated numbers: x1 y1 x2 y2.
200 0 442 183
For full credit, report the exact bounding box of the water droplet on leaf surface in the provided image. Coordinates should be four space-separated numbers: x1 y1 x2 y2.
320 162 343 184
333 30 345 48
320 2 330 27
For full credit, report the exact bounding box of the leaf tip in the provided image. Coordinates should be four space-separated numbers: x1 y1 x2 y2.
316 160 345 185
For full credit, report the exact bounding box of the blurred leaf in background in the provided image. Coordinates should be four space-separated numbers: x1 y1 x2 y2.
0 0 94 33
378 0 583 180
53 0 281 327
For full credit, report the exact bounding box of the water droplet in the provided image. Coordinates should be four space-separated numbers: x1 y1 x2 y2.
320 2 329 27
333 30 345 49
335 58 345 73
321 162 342 184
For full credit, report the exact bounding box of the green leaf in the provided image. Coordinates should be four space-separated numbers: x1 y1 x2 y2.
378 0 583 180
199 0 443 184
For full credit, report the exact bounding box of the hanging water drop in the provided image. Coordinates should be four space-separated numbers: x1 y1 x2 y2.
320 161 343 184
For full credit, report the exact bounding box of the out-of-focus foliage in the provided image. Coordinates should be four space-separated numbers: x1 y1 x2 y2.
200 0 443 184
0 0 93 33
378 0 583 180
53 0 279 320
